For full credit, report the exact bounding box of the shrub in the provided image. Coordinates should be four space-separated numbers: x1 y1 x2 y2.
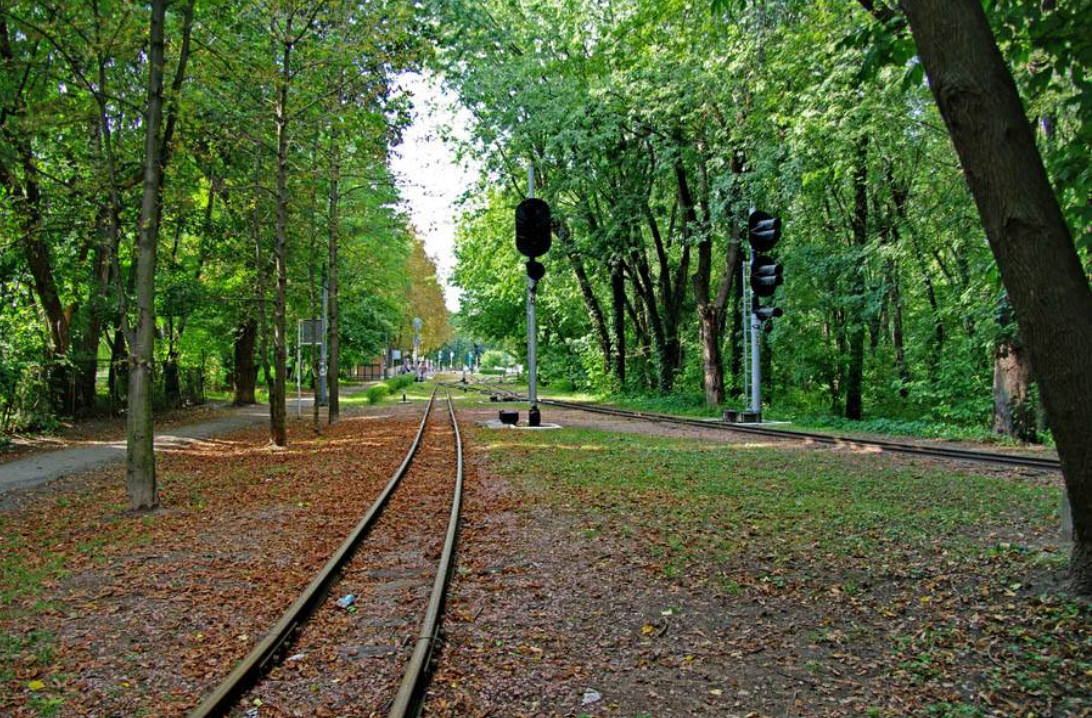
387 374 415 392
366 383 390 404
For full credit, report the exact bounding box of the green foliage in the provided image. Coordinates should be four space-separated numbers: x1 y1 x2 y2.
386 373 416 392
366 383 391 404
436 0 1084 440
479 349 515 369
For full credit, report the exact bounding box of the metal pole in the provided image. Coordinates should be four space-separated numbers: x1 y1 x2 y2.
749 244 762 418
528 277 538 407
319 282 328 405
527 165 540 426
296 321 302 418
741 255 749 404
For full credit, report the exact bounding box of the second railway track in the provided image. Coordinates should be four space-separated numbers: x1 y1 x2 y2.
447 381 1061 473
189 388 464 718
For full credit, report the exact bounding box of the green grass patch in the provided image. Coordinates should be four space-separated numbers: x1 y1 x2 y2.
477 424 1085 712
482 426 1056 565
0 526 67 610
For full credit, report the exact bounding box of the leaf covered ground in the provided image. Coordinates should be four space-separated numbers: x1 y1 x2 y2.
428 405 1089 717
0 407 424 716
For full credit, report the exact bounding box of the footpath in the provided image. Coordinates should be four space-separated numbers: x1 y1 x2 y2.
0 387 366 495
0 404 272 495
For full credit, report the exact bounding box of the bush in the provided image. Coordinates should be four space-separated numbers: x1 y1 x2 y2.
387 373 415 392
480 349 515 370
366 383 390 404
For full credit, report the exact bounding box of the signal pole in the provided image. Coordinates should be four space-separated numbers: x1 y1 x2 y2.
515 165 550 427
526 166 539 425
743 210 785 422
749 244 762 415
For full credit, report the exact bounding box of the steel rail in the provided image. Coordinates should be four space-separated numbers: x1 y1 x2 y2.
445 382 1061 473
387 390 464 717
188 389 438 718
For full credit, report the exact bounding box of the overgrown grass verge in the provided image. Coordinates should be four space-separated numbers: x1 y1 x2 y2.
518 381 1052 447
476 424 1088 714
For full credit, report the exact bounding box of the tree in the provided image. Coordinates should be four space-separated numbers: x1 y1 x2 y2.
127 0 195 510
879 0 1092 592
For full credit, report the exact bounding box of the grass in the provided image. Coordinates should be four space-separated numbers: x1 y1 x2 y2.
476 423 1088 712
204 387 271 404
483 425 1057 575
477 378 1049 447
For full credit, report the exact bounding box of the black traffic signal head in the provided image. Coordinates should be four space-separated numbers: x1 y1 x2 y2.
752 302 783 322
752 295 782 322
515 198 552 258
748 210 782 252
750 255 783 297
526 259 545 281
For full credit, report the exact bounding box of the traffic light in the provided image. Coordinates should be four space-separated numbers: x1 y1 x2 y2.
750 256 782 297
752 296 783 321
515 198 552 258
526 259 545 281
747 210 781 252
747 209 784 322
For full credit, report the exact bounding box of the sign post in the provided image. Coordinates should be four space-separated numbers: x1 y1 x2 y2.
298 318 325 416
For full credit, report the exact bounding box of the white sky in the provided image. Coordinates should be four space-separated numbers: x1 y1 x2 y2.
391 72 479 312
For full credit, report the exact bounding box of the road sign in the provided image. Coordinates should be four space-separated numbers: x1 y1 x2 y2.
299 319 324 345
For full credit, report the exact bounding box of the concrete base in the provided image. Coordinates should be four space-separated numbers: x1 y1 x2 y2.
701 416 790 426
481 420 563 431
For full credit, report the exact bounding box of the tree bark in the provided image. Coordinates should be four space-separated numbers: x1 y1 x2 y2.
233 319 258 405
889 265 910 397
560 221 612 376
992 337 1036 443
327 122 341 425
899 0 1092 593
126 0 169 511
270 33 292 447
845 137 868 421
610 258 626 385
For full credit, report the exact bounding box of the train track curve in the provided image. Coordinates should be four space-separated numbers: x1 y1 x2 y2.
446 381 1061 473
189 387 464 717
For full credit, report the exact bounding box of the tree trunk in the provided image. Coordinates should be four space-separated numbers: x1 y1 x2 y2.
901 0 1092 593
573 254 612 376
889 266 911 397
992 337 1036 443
845 137 869 421
233 319 258 405
698 306 724 406
270 36 292 447
610 259 626 385
730 270 744 398
108 328 126 413
126 0 168 511
163 351 181 408
327 123 341 425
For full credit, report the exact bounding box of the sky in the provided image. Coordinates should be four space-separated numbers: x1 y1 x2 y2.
390 72 479 312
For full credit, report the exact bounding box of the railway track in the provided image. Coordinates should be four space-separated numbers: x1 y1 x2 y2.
447 381 1061 473
189 388 464 717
